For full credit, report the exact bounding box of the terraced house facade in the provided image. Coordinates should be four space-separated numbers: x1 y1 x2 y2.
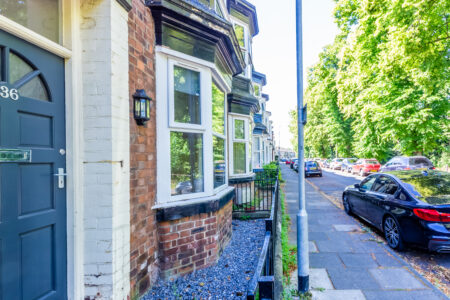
0 0 273 299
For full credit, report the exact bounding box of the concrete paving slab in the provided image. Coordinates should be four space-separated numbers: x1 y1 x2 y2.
372 251 405 267
309 231 329 241
316 239 354 253
369 268 425 290
309 241 318 253
327 268 381 290
333 224 361 232
363 290 442 300
310 268 334 290
311 289 366 300
339 253 379 268
309 253 345 269
308 224 336 232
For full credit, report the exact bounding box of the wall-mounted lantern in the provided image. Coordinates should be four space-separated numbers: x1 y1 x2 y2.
133 89 152 126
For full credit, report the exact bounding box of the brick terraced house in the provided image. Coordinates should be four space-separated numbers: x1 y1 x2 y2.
0 0 274 299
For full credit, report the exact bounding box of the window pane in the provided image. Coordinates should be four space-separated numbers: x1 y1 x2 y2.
9 52 33 84
233 142 246 174
254 84 260 96
0 0 60 43
234 24 245 48
361 176 376 191
170 132 204 195
174 65 201 124
373 176 398 195
248 140 252 171
234 119 245 139
19 75 49 101
212 82 225 135
213 136 225 188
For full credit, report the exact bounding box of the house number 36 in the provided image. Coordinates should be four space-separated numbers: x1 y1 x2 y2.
0 85 19 101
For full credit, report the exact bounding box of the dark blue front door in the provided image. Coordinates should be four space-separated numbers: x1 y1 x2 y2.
0 30 66 299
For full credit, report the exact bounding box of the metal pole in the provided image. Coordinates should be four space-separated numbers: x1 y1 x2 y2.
295 0 309 293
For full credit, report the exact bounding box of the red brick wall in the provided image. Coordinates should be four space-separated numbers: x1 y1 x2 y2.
157 200 233 280
128 0 158 296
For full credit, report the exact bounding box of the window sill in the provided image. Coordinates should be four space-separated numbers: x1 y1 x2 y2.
153 186 235 222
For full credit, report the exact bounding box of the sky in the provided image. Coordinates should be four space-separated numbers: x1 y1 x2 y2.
251 0 339 149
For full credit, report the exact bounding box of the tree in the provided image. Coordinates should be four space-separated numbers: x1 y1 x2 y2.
291 0 450 165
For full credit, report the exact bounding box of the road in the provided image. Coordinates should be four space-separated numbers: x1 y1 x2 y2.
283 164 450 296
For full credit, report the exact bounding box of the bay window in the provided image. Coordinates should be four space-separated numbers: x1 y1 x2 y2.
157 53 230 203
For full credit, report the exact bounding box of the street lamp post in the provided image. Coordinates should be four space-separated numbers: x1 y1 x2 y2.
295 0 309 293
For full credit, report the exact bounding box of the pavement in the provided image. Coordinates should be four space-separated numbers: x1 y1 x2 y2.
281 164 448 300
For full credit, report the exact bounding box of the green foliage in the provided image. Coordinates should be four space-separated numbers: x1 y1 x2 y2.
263 162 279 178
290 0 450 164
280 187 297 280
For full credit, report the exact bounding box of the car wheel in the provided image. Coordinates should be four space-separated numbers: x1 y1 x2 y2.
343 194 352 215
359 169 364 177
383 216 405 251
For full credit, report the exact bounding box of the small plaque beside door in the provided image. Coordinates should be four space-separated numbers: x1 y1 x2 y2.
0 148 32 162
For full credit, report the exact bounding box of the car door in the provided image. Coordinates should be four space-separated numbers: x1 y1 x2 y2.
365 175 399 228
349 175 378 218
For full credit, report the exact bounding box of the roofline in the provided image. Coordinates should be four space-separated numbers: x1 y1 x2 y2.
228 0 259 36
252 70 266 85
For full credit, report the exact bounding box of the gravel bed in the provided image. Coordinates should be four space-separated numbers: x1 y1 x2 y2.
144 219 266 300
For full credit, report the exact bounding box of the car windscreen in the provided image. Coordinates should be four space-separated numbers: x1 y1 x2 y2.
348 159 357 163
387 171 450 205
306 162 318 167
409 157 433 166
365 160 379 164
335 159 343 162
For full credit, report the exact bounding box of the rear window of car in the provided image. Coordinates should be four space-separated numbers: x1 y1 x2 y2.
387 170 450 205
335 159 343 162
306 162 318 167
365 160 379 164
348 158 357 163
409 157 433 166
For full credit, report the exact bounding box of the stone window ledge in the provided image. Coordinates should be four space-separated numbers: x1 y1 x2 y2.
153 186 235 222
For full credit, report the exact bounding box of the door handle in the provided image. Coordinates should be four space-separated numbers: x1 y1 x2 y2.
53 168 67 188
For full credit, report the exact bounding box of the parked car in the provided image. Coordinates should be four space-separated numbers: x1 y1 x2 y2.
305 161 322 177
330 158 344 170
341 158 358 173
322 159 332 169
352 159 381 176
380 156 434 172
342 170 450 252
290 158 298 169
292 159 299 171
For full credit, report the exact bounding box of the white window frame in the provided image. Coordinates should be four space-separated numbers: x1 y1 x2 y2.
166 58 211 202
156 50 231 204
253 135 263 169
212 77 228 193
168 60 206 131
229 114 252 177
232 19 251 77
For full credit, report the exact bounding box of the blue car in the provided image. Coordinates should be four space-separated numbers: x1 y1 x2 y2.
343 170 450 252
305 161 322 177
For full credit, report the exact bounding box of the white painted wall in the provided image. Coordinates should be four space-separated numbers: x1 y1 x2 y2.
80 0 130 299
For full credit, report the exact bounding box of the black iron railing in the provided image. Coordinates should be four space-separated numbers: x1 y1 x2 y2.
246 170 279 299
231 169 278 213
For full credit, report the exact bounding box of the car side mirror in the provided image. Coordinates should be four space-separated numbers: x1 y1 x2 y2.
354 183 360 189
